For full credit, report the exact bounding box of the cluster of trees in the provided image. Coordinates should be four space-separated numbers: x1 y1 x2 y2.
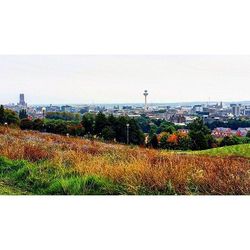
136 115 180 135
207 119 250 130
1 105 144 145
19 109 28 119
220 134 250 147
19 112 145 145
20 118 86 137
148 117 250 150
46 112 81 121
82 113 145 145
149 131 191 150
0 105 20 126
148 118 216 150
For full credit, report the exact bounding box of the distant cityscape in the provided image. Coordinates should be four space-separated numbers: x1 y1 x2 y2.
3 91 250 138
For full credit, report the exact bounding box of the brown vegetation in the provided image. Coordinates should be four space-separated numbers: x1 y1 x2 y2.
0 126 250 194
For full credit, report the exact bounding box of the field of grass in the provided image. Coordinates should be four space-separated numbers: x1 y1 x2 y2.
193 144 250 158
0 126 250 195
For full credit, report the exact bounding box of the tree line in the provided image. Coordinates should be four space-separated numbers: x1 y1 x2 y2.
1 105 250 150
207 119 250 130
147 118 216 150
0 106 145 145
46 111 81 121
20 112 145 145
147 117 250 150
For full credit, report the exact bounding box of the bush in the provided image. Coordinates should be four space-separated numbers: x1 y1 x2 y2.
33 119 44 131
67 124 85 136
20 118 33 130
246 131 250 138
220 136 241 147
240 137 250 144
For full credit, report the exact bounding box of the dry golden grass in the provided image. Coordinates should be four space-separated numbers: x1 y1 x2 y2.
0 126 250 194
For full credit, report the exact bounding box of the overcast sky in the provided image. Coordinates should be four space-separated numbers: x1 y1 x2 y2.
0 55 249 104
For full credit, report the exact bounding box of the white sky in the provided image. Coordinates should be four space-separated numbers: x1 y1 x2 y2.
0 55 249 104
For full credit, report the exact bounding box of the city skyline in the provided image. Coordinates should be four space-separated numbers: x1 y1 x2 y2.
1 55 250 104
5 92 250 106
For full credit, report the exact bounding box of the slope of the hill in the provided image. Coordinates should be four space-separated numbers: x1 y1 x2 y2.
193 144 250 158
0 126 250 195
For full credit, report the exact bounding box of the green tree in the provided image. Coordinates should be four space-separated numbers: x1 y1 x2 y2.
149 134 159 149
74 113 81 121
44 120 68 135
246 131 250 138
4 109 20 126
149 124 158 137
136 115 151 133
19 109 28 119
111 116 145 145
177 134 191 150
95 112 107 135
162 125 176 134
188 118 214 150
190 131 209 150
113 116 127 143
128 119 145 145
102 126 116 141
157 122 176 134
159 133 170 149
107 114 116 125
0 105 5 124
55 121 68 135
81 113 95 134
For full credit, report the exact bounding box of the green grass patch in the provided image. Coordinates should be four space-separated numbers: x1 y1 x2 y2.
192 144 250 158
47 175 124 195
0 156 124 195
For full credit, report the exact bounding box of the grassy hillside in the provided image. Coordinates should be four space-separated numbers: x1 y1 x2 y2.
0 126 250 195
194 144 250 158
